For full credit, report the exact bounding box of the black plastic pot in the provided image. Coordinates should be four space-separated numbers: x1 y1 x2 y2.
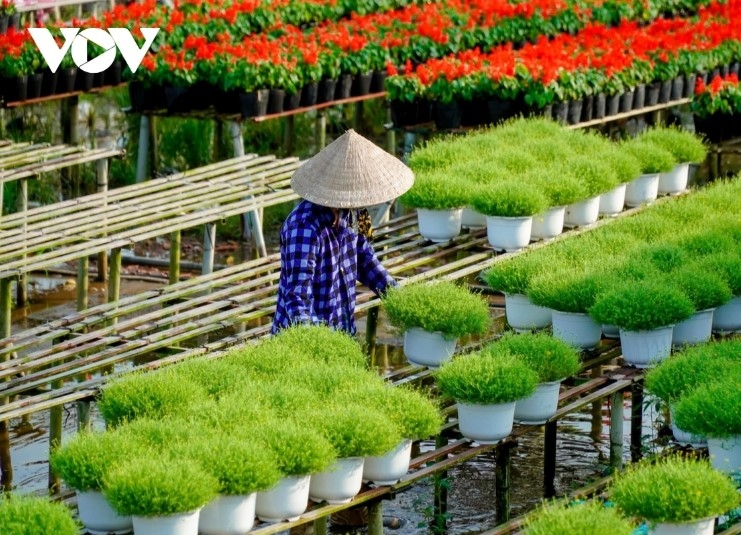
694 113 741 144
607 94 620 116
268 88 285 114
0 75 27 104
460 99 489 127
56 67 77 94
670 76 684 101
283 91 301 111
370 70 387 93
27 72 44 99
105 60 122 87
0 15 8 34
633 84 646 109
241 89 269 118
593 94 606 119
567 99 582 125
75 71 94 92
730 62 740 77
552 101 568 124
659 80 672 103
334 74 352 100
390 100 419 127
683 74 696 99
581 95 594 123
487 99 516 125
128 81 167 111
433 100 462 130
720 64 730 77
351 71 373 96
647 82 660 106
41 70 58 97
619 90 634 113
317 78 337 104
301 82 319 107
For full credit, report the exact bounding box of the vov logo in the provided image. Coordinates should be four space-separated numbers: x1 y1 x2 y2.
27 28 160 74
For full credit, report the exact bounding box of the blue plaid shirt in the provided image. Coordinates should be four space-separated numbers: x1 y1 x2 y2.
271 200 396 336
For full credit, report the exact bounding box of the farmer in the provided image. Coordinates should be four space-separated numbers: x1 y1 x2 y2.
271 129 414 337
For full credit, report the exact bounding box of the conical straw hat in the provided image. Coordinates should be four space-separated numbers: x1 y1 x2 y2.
291 129 414 208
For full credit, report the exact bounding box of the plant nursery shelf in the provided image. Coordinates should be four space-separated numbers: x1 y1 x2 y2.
566 97 691 129
1 82 128 109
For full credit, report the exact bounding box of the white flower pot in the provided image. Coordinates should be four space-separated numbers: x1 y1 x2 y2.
77 490 133 535
485 215 533 252
310 457 364 504
531 206 565 241
403 327 457 369
713 297 741 334
602 324 620 339
658 163 690 196
672 309 714 347
619 326 674 368
363 439 412 485
598 183 626 216
552 311 602 349
199 494 256 535
462 207 487 229
417 208 463 242
256 475 310 523
457 401 516 444
651 517 715 535
564 195 600 228
504 293 552 332
514 381 562 425
625 173 660 207
707 435 741 475
132 509 200 535
670 406 707 448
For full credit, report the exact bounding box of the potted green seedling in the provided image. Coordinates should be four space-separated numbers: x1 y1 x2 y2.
470 181 549 252
50 430 146 535
589 279 694 367
620 138 676 206
400 171 469 242
481 254 553 332
455 160 507 229
598 148 642 216
565 157 619 227
638 126 707 195
182 433 282 535
97 367 209 427
305 404 401 504
523 166 587 240
382 281 491 368
611 455 740 534
0 495 79 535
527 269 610 349
104 456 219 535
252 419 336 523
435 352 538 444
673 375 741 475
270 324 368 368
667 267 732 346
362 385 443 485
484 332 581 424
524 500 635 535
698 253 741 334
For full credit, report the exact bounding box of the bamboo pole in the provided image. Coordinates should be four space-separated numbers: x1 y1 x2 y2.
316 111 326 151
108 248 122 330
284 115 295 155
314 515 328 535
169 230 181 285
630 381 644 462
136 115 150 183
77 257 89 311
610 390 624 470
48 387 62 491
367 501 383 535
15 179 27 307
432 434 449 533
96 159 109 282
0 278 11 489
386 102 396 157
543 421 557 498
365 306 379 366
495 444 512 524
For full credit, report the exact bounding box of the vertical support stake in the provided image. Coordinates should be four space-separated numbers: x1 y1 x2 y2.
365 306 379 366
15 179 28 307
543 420 557 498
386 102 396 156
610 390 625 471
316 110 327 152
169 230 181 285
230 121 266 257
283 115 295 155
96 159 109 282
77 257 89 312
432 433 449 534
314 516 328 535
368 500 384 535
202 223 216 277
136 115 151 183
630 381 644 463
495 444 512 525
76 401 91 432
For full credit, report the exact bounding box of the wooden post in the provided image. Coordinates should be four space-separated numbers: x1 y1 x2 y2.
352 101 364 133
610 390 624 471
432 434 449 534
386 102 396 157
136 115 150 183
76 401 91 432
77 257 89 311
314 516 328 535
402 132 417 164
316 110 327 151
15 179 28 307
284 115 295 155
0 278 11 490
202 223 216 276
0 278 11 351
149 116 159 177
0 420 11 491
48 390 62 492
213 119 223 162
96 159 109 282
169 230 181 285
543 420 557 498
365 306 379 365
230 121 267 257
495 444 512 524
62 96 80 197
368 500 384 535
630 381 644 463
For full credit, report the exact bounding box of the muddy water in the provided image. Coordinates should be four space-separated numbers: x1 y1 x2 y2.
5 278 662 535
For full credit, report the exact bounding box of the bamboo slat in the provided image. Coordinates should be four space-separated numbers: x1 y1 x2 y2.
0 143 123 183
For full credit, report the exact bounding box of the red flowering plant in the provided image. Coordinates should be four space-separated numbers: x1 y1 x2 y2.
1 0 16 16
691 73 741 117
385 62 425 102
0 29 34 77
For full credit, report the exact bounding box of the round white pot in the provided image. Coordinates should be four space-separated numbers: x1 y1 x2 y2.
457 401 516 444
363 439 413 486
309 457 364 505
619 326 674 368
514 381 562 425
256 475 310 523
199 494 256 535
485 215 533 252
564 196 600 228
713 296 741 334
672 308 714 347
658 162 690 196
530 206 565 241
504 293 552 332
403 327 457 369
132 509 200 535
650 517 715 535
707 435 741 475
552 311 602 349
462 207 487 229
598 183 627 216
670 406 707 448
77 490 133 535
625 173 660 207
417 208 463 242
602 324 620 339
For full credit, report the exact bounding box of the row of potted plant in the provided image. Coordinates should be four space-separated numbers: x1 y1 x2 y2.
402 118 707 251
385 0 741 128
481 173 741 366
50 324 443 535
525 455 740 535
